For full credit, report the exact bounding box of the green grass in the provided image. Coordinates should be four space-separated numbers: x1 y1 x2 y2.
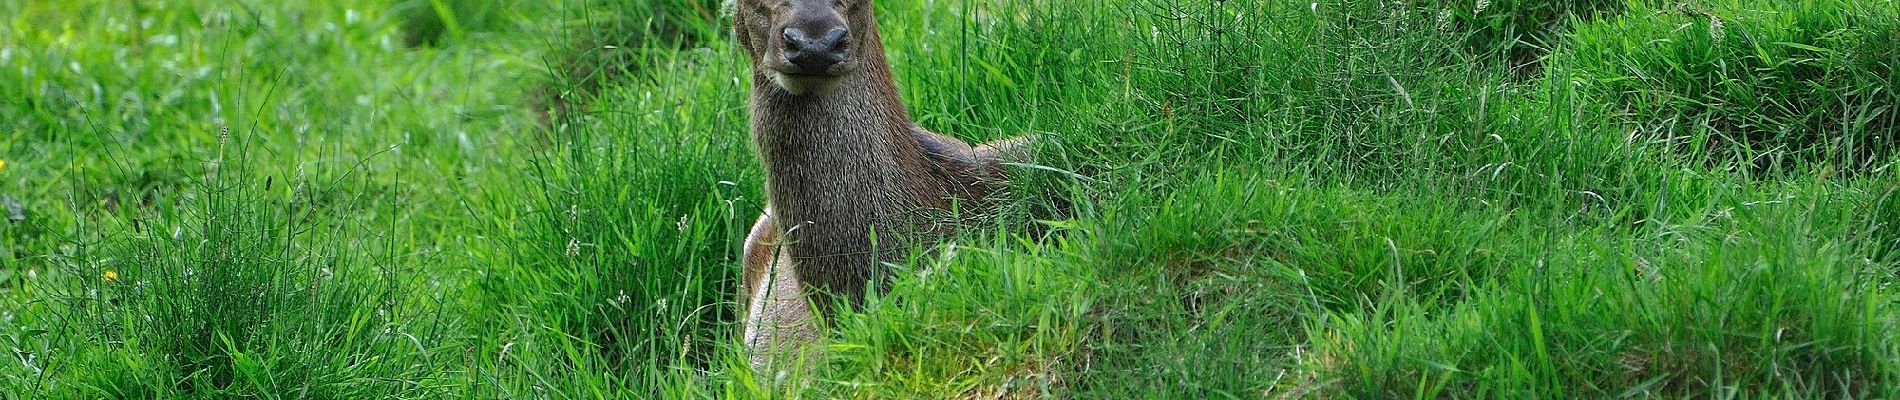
2 0 1896 398
1563 0 1898 173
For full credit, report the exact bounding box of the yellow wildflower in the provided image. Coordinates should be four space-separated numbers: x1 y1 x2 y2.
0 159 7 171
103 270 118 282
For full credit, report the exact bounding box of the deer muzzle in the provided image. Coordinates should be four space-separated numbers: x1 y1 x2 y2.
780 27 849 75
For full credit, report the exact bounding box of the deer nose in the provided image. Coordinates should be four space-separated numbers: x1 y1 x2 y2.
782 27 849 74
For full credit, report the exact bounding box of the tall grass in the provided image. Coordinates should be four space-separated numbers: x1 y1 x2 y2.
492 34 758 395
527 0 726 124
3 0 531 397
1561 0 1899 174
50 127 443 397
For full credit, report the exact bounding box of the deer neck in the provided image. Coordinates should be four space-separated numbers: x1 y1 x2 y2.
749 27 925 222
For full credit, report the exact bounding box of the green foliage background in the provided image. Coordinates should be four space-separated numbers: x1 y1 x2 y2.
1 0 1895 398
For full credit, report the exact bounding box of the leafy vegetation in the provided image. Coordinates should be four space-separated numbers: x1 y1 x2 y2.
2 0 1894 398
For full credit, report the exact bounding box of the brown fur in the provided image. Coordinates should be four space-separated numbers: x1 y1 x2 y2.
733 0 1032 372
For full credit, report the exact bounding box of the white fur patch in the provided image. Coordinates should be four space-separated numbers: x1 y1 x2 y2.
770 72 844 96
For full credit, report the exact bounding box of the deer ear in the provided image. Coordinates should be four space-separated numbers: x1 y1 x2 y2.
732 13 749 49
732 7 762 58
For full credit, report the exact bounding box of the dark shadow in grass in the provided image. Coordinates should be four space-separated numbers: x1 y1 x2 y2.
1416 0 1627 77
528 0 725 131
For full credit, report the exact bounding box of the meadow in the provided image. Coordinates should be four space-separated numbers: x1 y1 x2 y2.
2 0 1896 398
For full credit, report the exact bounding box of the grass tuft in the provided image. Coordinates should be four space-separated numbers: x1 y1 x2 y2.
1559 0 1900 173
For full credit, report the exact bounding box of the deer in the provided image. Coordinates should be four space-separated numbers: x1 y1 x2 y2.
732 0 1033 372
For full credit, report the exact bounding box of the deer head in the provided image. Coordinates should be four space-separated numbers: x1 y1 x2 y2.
734 0 880 95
